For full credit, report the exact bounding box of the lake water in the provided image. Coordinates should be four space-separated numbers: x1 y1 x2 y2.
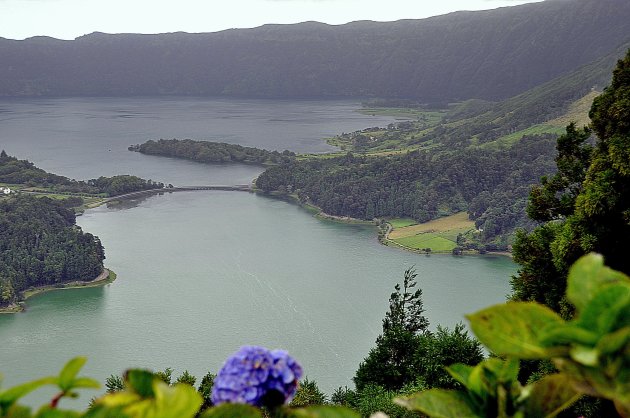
0 97 516 408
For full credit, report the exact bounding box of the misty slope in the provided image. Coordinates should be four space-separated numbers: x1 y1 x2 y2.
1 0 629 100
426 41 630 147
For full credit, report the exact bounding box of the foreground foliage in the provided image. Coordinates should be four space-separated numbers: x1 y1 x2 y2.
399 254 630 417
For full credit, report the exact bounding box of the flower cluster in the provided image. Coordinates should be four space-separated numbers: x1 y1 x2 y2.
211 345 303 408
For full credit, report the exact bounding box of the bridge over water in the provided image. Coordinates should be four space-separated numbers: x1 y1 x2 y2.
104 184 253 202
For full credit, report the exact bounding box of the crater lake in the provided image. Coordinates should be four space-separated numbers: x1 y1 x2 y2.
0 97 516 407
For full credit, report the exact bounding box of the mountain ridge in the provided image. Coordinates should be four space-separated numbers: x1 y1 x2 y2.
1 0 628 100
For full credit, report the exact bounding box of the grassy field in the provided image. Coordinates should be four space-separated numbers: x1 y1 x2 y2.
388 218 418 228
387 212 475 253
478 124 566 150
548 90 599 128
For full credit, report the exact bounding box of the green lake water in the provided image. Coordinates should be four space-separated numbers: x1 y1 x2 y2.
0 98 517 407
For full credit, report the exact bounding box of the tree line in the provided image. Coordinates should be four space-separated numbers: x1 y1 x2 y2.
129 139 295 166
0 150 164 196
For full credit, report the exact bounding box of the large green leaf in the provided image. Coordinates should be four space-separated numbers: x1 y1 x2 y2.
395 389 481 418
524 374 580 418
82 405 132 418
0 377 57 407
2 404 33 418
149 382 202 418
124 370 156 398
285 405 361 418
199 403 263 418
596 326 630 355
58 358 87 391
566 254 630 312
33 407 81 418
577 284 630 334
70 377 100 390
102 381 201 418
467 302 564 358
539 323 599 346
446 364 474 388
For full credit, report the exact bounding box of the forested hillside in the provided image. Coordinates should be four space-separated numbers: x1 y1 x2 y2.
0 196 105 307
257 134 557 247
1 0 628 100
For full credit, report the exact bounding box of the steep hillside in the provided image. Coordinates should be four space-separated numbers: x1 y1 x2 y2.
0 0 628 100
334 42 629 153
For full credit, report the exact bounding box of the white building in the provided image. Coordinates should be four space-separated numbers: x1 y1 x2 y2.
0 187 12 195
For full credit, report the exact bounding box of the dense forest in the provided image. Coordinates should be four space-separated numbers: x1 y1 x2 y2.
0 195 105 307
1 0 629 101
0 151 164 196
256 134 558 248
129 139 295 165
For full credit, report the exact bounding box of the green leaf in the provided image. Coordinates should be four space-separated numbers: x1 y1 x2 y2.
33 406 81 418
569 346 599 366
58 358 87 391
285 405 360 418
497 358 520 383
466 362 487 400
395 389 482 418
124 370 156 398
95 391 141 409
82 404 131 418
578 284 630 334
1 404 33 418
70 377 100 390
150 381 202 418
199 403 263 418
539 324 599 346
524 374 580 418
467 302 564 358
566 253 630 312
0 377 57 407
446 364 474 388
596 326 630 355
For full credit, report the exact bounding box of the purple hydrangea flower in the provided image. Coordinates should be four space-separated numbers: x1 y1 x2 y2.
211 346 303 408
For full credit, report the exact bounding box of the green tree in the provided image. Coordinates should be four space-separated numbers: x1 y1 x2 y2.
413 324 483 389
289 378 327 407
176 370 197 387
354 268 429 391
197 372 215 411
105 374 124 393
382 268 429 335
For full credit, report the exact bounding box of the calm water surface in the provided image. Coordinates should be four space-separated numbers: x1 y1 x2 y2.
0 98 516 407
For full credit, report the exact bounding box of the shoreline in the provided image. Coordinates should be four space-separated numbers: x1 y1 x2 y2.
255 190 512 257
0 268 116 314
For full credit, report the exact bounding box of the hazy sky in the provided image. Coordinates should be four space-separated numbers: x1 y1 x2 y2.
0 0 545 40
